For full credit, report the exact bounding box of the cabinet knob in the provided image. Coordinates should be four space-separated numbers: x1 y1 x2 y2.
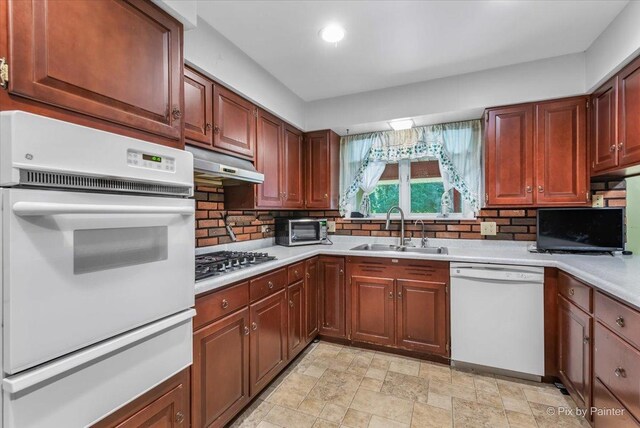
616 316 625 327
339 269 344 274
526 186 532 193
610 145 617 152
294 270 300 277
251 322 258 331
619 142 624 151
537 185 544 193
268 281 274 289
614 367 627 378
388 291 394 299
175 411 185 424
213 125 220 134
324 193 328 199
205 123 213 131
289 300 294 307
244 326 250 336
583 336 590 344
568 288 575 296
221 299 229 309
171 106 182 120
306 272 310 279
397 291 403 299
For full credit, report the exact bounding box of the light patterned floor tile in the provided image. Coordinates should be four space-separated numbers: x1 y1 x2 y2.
411 402 452 428
298 397 326 417
341 408 371 428
319 403 348 423
349 388 413 424
505 410 538 428
368 415 409 428
452 398 509 428
263 405 317 428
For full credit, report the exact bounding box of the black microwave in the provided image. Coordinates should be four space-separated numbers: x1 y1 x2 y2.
275 218 328 246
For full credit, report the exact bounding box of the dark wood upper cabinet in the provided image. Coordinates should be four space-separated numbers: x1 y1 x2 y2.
558 295 592 411
305 257 319 342
283 124 305 208
287 280 306 359
535 97 589 205
213 85 256 160
255 109 284 208
305 130 340 209
351 275 396 346
618 56 640 168
184 67 213 148
485 105 535 206
6 0 183 145
249 290 287 395
192 308 250 428
318 256 347 339
92 369 190 428
396 278 448 356
591 77 619 173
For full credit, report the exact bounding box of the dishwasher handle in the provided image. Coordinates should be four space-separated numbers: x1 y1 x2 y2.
450 267 544 283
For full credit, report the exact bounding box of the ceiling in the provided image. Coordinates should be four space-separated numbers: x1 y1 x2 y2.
198 0 628 102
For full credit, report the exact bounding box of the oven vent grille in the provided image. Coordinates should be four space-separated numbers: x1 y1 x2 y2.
19 170 191 197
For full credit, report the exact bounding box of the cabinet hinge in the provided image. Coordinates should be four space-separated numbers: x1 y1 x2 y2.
0 58 8 89
585 100 589 109
446 342 450 352
253 108 258 118
592 161 595 169
586 191 590 202
445 285 449 293
485 193 489 204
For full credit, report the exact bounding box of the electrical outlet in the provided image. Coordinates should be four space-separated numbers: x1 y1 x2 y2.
261 225 271 233
592 194 605 208
480 221 497 236
327 221 336 233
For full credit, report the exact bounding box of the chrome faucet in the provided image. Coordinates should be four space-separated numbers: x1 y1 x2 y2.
385 206 412 247
414 219 428 248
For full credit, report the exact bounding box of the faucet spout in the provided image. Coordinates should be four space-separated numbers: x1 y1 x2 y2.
386 206 408 247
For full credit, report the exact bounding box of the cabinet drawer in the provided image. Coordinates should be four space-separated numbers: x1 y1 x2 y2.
250 269 287 302
287 262 305 284
594 322 640 421
593 379 640 428
558 271 592 313
596 292 640 350
194 282 249 330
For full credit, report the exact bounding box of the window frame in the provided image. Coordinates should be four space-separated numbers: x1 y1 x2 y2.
351 159 475 221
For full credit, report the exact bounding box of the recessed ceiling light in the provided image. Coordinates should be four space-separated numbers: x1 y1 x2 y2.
319 24 345 43
389 119 414 131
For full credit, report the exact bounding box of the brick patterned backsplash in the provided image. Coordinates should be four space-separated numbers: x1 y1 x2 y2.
194 179 627 247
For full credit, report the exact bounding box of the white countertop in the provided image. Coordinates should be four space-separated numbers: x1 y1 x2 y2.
195 236 640 309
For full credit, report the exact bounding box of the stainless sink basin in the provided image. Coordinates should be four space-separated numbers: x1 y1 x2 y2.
351 243 448 255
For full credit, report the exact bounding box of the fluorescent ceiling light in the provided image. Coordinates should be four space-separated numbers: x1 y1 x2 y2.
389 119 414 131
319 24 345 43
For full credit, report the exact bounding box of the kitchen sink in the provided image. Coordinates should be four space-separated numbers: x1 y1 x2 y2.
351 243 448 254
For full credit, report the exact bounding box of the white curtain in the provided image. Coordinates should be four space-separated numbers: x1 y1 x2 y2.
359 161 386 216
339 133 382 215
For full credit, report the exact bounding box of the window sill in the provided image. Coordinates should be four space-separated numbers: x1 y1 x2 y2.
345 214 475 221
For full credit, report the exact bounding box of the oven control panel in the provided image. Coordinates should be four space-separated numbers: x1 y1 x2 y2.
127 149 175 172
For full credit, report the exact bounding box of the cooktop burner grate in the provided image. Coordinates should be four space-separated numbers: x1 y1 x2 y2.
195 251 276 281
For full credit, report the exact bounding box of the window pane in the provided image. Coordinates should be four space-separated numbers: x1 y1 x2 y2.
369 163 399 214
409 160 462 214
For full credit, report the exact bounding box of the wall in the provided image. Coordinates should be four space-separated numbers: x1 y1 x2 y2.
151 0 198 30
585 0 640 91
184 19 306 129
304 53 586 134
194 180 626 248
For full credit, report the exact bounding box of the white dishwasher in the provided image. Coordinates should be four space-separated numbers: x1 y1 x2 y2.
450 263 545 378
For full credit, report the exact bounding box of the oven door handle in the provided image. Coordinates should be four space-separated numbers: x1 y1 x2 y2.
12 201 194 216
2 309 196 394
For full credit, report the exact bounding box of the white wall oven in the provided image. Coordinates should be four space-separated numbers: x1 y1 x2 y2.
0 111 195 427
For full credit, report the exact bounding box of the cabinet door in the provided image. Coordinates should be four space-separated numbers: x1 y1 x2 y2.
213 85 256 160
558 296 592 410
283 125 305 208
8 0 182 141
592 77 619 173
535 98 589 205
396 279 448 356
305 257 319 342
250 290 287 395
184 67 213 148
318 257 347 338
288 280 306 359
485 105 535 206
351 276 395 346
305 131 331 208
618 56 640 168
192 309 250 428
256 109 284 208
92 369 190 428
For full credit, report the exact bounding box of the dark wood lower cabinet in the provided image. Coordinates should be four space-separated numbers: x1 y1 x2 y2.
593 378 640 427
92 368 190 428
250 289 288 395
305 257 319 342
351 275 395 346
557 295 592 411
288 280 306 358
318 256 347 338
192 309 250 428
396 279 448 356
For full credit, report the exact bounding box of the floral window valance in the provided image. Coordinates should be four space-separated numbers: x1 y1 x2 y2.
339 120 482 217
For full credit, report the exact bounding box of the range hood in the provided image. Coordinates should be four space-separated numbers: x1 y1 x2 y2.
186 145 264 185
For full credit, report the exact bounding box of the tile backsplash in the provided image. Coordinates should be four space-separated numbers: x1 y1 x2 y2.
195 179 626 248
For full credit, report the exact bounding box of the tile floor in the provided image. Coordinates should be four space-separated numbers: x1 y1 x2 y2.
229 341 589 428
